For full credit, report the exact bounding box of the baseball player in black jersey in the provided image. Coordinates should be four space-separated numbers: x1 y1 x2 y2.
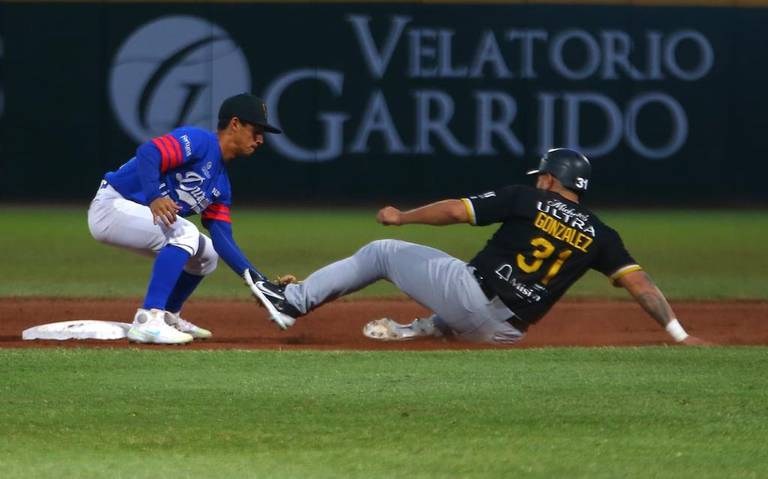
257 148 704 345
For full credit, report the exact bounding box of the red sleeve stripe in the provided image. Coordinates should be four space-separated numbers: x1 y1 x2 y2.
152 137 172 172
203 204 231 223
165 135 184 169
202 212 232 223
206 204 230 213
158 135 182 170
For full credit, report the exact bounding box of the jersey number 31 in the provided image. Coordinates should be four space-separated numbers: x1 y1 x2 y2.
517 237 573 285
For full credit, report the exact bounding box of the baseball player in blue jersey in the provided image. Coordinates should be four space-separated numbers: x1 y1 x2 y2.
88 93 284 344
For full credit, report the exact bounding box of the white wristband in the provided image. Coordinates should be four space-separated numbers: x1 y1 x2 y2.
665 319 689 342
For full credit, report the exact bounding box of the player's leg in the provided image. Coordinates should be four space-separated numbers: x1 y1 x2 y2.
163 234 218 339
283 240 400 313
166 234 218 311
130 219 205 344
87 185 198 343
284 239 517 339
285 239 455 313
88 184 168 254
286 239 524 343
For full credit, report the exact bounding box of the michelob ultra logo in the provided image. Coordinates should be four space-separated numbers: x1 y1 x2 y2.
109 15 250 143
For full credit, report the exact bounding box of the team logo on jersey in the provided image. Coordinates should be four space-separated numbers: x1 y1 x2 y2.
202 161 213 179
175 171 210 213
109 15 251 143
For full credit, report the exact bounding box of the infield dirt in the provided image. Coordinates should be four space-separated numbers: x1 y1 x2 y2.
1 298 765 349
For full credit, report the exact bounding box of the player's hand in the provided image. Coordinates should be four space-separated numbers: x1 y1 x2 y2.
150 197 181 226
377 206 402 226
680 335 714 346
276 274 299 285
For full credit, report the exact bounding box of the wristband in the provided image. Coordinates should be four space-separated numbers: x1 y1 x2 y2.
665 319 689 342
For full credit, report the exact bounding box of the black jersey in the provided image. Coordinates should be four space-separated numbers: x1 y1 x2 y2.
464 185 641 324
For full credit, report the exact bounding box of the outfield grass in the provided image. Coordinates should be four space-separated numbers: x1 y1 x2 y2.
0 347 765 479
0 207 766 299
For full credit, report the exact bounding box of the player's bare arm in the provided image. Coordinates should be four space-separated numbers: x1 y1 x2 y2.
149 197 181 226
617 270 709 345
377 200 469 226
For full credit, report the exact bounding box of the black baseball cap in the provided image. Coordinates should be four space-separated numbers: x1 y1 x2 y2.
218 93 282 134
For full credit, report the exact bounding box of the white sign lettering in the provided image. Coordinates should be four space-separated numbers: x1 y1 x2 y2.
260 17 711 162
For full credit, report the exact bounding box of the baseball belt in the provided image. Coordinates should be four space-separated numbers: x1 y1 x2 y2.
470 266 530 333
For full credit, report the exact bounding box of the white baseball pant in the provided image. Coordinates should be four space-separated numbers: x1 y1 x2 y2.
87 182 218 276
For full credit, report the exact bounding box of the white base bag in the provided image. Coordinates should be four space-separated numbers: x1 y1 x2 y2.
22 320 132 341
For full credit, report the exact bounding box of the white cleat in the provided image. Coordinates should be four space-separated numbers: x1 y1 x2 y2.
127 308 193 345
165 311 212 339
362 317 440 341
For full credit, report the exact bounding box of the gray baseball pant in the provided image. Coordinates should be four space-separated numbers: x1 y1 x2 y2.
284 239 525 344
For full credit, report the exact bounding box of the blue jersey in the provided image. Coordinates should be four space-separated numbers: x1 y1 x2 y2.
101 126 269 278
105 127 232 222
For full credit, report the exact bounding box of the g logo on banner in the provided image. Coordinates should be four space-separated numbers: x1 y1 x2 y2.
109 15 251 142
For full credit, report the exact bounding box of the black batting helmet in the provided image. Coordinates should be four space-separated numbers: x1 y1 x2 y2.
527 148 592 193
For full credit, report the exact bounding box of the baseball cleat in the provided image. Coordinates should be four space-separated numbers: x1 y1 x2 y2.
252 280 302 317
363 317 440 341
127 308 193 345
243 270 300 330
165 311 212 339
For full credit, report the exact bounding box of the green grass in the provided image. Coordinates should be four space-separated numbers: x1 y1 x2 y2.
0 347 766 478
0 207 766 299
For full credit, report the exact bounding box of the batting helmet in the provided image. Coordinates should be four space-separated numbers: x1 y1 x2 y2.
527 148 592 193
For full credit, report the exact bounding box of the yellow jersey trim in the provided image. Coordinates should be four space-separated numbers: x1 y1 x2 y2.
461 198 477 225
610 264 643 284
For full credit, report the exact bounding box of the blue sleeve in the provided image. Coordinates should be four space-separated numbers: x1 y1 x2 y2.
204 219 267 280
173 127 211 161
136 142 168 204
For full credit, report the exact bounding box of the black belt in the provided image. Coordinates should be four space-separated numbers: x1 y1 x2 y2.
470 266 496 301
506 315 529 332
470 266 530 333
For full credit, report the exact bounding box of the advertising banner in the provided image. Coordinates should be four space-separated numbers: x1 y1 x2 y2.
0 2 765 203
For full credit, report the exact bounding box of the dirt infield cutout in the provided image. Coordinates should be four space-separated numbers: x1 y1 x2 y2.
1 298 766 349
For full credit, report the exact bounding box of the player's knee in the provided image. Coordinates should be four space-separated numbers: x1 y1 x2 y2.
167 221 200 256
361 239 402 254
88 222 106 243
184 254 217 276
355 239 406 269
184 234 218 276
197 248 218 276
87 210 109 243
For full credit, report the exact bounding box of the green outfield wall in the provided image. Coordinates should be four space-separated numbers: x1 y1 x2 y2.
0 1 766 202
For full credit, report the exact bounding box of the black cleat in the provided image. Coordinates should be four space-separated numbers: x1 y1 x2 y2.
253 280 303 318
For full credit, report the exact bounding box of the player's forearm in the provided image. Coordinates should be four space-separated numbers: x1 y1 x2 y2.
398 200 469 225
632 287 676 329
618 271 689 341
620 272 675 327
205 220 262 278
